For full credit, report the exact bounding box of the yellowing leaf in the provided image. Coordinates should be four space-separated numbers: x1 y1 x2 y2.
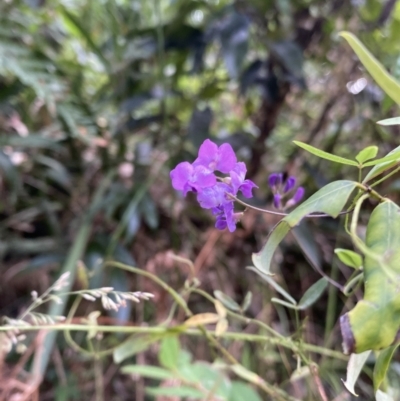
215 318 228 337
183 313 220 327
214 300 227 318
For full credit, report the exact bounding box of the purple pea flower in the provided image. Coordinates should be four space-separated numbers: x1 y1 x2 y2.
193 139 237 173
285 187 305 208
170 162 216 196
196 182 231 209
269 172 305 210
212 202 237 232
229 162 258 198
268 173 283 189
283 176 296 193
170 139 257 232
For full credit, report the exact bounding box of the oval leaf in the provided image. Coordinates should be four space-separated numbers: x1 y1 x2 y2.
341 201 400 354
183 313 220 327
159 336 180 369
298 278 328 310
113 334 164 364
356 146 378 164
293 141 358 166
241 291 252 312
214 290 241 312
340 32 400 105
342 351 371 396
215 318 229 337
252 181 357 275
335 249 363 269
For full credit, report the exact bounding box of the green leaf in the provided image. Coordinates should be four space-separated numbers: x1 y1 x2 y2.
247 266 297 305
241 291 252 312
364 145 400 182
297 278 328 310
356 146 378 164
251 181 357 275
340 201 400 353
373 345 399 391
377 117 400 126
177 362 231 397
342 351 371 396
376 389 395 401
363 150 400 166
293 141 358 166
251 222 290 275
113 334 164 364
121 365 174 380
159 335 180 369
214 290 241 312
335 249 363 269
229 381 262 401
146 386 204 398
339 32 400 105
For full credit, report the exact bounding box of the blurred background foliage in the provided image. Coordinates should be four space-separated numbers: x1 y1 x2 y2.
2 0 400 399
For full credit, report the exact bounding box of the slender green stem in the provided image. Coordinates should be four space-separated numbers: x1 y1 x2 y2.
0 324 346 359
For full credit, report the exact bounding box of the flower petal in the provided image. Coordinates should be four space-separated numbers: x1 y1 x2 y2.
170 162 193 191
216 143 237 173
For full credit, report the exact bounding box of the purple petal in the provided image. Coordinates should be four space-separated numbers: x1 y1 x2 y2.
285 187 305 209
193 139 218 168
216 143 237 173
268 173 282 188
192 165 216 189
222 201 236 232
215 217 227 230
197 183 229 209
293 186 305 203
284 176 296 193
170 162 193 192
273 194 282 209
239 180 258 198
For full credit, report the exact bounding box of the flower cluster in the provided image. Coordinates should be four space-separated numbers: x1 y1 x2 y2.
268 173 304 210
170 139 257 232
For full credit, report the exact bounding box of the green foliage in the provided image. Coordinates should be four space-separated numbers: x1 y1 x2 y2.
252 180 357 275
341 201 400 354
3 0 400 399
335 249 363 270
340 32 400 106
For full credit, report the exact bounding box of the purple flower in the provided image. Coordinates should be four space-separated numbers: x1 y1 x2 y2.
229 162 258 198
283 176 296 193
193 139 237 173
212 202 237 232
196 182 231 209
170 139 257 232
170 162 216 196
268 173 282 189
285 187 305 208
